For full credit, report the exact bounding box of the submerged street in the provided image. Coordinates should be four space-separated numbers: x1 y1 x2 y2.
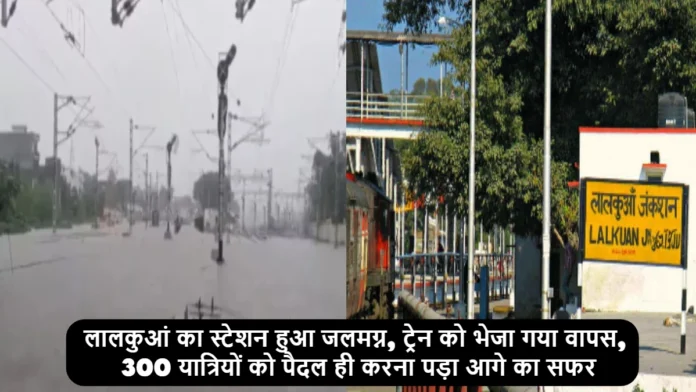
0 223 344 392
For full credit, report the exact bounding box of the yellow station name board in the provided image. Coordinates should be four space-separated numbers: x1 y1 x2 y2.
581 178 688 267
395 203 415 213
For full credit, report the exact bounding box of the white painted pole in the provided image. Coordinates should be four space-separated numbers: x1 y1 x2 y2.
467 0 477 320
541 0 553 320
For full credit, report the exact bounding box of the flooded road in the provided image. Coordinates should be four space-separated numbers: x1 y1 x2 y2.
0 223 344 392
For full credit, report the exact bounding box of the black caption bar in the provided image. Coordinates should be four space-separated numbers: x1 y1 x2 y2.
66 319 639 386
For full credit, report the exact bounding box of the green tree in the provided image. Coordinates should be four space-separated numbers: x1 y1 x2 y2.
410 77 448 96
412 77 426 95
193 172 233 210
383 0 696 249
0 162 21 233
306 132 346 224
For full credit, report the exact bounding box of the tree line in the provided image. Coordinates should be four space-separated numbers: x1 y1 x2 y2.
0 161 171 234
305 132 346 224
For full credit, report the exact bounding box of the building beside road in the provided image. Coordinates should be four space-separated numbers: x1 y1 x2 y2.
0 124 40 171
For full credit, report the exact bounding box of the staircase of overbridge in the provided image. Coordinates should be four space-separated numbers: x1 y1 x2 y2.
346 92 426 140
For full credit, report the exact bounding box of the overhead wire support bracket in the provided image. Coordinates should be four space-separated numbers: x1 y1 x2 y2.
133 126 157 155
190 129 216 160
63 98 93 132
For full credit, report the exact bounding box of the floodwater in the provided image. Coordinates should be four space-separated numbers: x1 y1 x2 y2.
0 223 344 392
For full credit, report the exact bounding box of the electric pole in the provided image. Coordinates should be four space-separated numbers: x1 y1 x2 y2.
226 119 232 242
129 118 133 233
333 131 342 248
127 119 156 236
164 134 178 239
94 137 100 229
215 44 237 264
52 93 98 233
230 170 268 235
221 111 269 241
267 168 273 233
155 172 161 211
262 204 267 236
238 189 303 235
144 153 149 228
541 0 553 320
241 179 246 232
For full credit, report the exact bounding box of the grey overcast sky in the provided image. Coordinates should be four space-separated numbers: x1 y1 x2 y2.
0 0 346 197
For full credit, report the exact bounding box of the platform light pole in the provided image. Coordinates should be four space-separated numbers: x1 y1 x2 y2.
438 10 476 320
467 1 477 322
541 0 553 320
215 44 237 264
438 9 476 321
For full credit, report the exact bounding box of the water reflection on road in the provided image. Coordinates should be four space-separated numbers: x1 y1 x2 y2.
0 223 344 392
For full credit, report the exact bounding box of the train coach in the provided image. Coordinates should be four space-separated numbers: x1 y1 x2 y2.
346 172 395 320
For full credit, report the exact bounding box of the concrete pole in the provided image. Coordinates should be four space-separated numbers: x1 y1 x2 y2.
541 0 552 320
241 180 246 232
218 133 224 247
128 118 134 236
52 93 59 234
155 172 159 211
144 153 149 228
400 42 405 116
267 169 273 233
262 204 267 235
94 138 99 228
316 166 322 241
467 0 477 320
360 41 365 120
164 150 172 239
216 81 228 262
440 63 444 97
227 119 232 243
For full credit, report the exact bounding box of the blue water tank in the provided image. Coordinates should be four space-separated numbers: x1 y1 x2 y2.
658 93 687 128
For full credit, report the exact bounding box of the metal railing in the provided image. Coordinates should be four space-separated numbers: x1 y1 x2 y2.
396 252 514 312
346 92 428 121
